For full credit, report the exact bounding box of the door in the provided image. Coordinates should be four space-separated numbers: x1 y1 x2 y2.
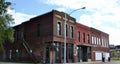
77 47 81 62
82 46 87 62
50 51 56 64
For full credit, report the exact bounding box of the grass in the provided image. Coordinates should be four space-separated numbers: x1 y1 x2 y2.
112 57 120 60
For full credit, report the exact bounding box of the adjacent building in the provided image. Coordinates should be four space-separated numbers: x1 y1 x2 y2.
75 23 91 62
0 10 110 63
90 28 110 61
109 45 120 58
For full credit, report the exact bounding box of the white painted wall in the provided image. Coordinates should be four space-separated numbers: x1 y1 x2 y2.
95 52 102 60
104 53 110 60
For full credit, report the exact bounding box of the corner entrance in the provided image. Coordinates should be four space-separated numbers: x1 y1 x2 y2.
45 42 74 63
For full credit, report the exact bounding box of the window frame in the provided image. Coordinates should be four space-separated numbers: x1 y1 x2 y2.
70 25 74 38
57 21 61 36
78 31 80 42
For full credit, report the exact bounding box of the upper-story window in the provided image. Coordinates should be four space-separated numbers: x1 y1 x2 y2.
102 38 104 46
99 38 101 45
87 34 90 43
92 36 94 44
37 24 40 37
66 24 68 36
78 31 80 42
70 26 73 38
104 39 106 47
106 39 109 47
94 37 96 45
57 22 61 36
83 33 85 42
97 37 99 45
105 38 108 47
92 36 96 45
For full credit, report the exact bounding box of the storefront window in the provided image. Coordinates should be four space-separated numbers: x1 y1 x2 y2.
87 47 91 59
68 44 73 62
55 43 60 63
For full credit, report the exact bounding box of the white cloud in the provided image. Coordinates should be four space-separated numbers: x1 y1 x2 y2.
45 0 120 45
46 0 85 9
7 9 36 26
79 14 92 27
13 12 36 25
56 8 66 12
6 0 120 45
99 27 120 45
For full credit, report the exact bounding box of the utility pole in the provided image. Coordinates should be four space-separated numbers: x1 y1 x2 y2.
63 7 86 64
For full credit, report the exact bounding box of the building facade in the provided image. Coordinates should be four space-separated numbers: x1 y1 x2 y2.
0 10 110 63
91 28 110 61
75 23 91 62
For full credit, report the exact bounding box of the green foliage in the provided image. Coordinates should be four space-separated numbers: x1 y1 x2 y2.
111 50 118 58
0 0 14 50
0 0 11 14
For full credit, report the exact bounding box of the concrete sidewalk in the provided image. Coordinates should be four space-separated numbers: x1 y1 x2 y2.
66 61 103 64
1 61 120 64
0 62 34 64
0 61 102 64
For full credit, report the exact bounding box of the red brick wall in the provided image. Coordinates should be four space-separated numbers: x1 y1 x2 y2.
8 10 110 62
75 23 91 44
53 10 76 44
92 51 95 61
90 28 110 61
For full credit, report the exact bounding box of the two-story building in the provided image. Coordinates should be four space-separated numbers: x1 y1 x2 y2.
75 23 91 62
4 10 76 63
0 10 110 63
91 28 110 61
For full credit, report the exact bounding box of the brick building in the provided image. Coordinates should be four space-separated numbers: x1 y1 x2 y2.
0 10 110 63
75 23 92 62
90 28 110 61
3 10 76 63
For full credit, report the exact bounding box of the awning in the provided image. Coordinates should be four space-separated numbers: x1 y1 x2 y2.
77 44 94 47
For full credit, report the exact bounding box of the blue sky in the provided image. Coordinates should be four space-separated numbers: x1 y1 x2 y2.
7 0 120 45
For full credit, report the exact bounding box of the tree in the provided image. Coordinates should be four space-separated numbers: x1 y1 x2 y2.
111 50 118 58
0 0 14 50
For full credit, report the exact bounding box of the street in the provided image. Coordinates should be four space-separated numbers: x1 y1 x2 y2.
0 60 120 64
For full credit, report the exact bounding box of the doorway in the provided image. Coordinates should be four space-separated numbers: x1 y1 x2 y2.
82 46 87 62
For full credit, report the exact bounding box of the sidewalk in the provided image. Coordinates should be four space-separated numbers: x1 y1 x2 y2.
66 61 103 64
0 62 34 64
1 61 120 64
0 62 104 64
0 61 103 64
